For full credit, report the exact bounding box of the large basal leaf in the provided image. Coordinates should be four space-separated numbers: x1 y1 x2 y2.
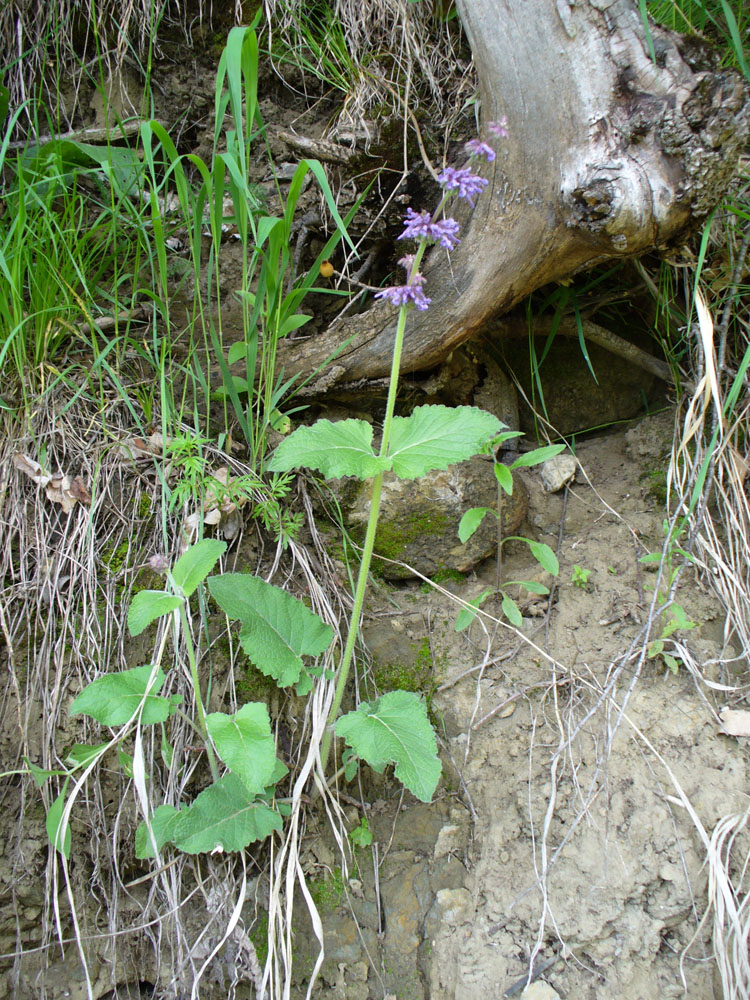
70 666 176 726
336 690 441 803
128 591 183 637
206 703 278 796
135 804 180 859
267 419 387 480
389 405 502 479
172 538 227 597
169 774 282 854
208 574 333 688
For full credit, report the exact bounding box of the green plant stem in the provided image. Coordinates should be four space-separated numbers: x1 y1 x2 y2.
177 604 220 782
319 300 411 774
496 475 504 591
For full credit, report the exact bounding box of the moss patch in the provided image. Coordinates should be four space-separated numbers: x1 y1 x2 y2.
368 510 450 575
372 636 443 712
309 867 345 914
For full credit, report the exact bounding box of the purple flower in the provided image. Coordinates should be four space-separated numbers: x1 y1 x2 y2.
488 117 509 139
398 208 461 250
437 166 489 206
464 139 496 162
375 272 431 311
148 553 170 575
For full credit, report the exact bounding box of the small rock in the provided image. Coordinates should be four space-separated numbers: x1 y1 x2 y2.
436 887 473 925
434 824 464 859
520 983 561 1000
540 454 577 493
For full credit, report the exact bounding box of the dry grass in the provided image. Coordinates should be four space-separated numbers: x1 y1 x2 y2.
264 0 476 150
0 371 351 997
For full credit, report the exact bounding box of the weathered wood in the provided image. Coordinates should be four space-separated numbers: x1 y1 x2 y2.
277 0 748 392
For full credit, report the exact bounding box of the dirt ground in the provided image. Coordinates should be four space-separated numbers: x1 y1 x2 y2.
282 410 749 1000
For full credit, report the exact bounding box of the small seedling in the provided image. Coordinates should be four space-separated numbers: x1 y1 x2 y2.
640 519 698 673
571 564 590 589
349 816 373 848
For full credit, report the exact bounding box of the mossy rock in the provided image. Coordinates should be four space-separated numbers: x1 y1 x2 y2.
342 456 528 580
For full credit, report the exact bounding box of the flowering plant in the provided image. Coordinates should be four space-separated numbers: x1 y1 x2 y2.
269 124 512 788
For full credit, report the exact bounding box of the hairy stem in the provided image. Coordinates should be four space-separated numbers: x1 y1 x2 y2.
319 289 415 775
178 603 220 783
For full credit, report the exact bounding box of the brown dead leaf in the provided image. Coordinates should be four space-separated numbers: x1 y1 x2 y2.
14 455 90 512
118 432 169 461
719 707 750 737
180 467 248 548
13 453 52 486
69 476 92 504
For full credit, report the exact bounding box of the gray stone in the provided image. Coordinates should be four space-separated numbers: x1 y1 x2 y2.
540 453 577 492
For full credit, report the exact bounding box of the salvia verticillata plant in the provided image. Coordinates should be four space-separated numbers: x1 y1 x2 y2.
36 115 565 872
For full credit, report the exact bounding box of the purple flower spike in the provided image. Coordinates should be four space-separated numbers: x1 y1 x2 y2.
398 208 461 250
464 138 496 162
375 272 431 311
437 166 489 207
488 117 509 139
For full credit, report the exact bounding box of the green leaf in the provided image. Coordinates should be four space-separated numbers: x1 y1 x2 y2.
342 748 358 782
206 703 278 796
267 419 386 479
527 541 559 576
455 588 494 632
489 430 523 450
389 405 502 479
212 375 249 400
172 539 227 597
501 595 523 627
639 551 661 564
169 774 282 854
135 805 180 859
25 759 62 787
66 743 108 768
227 341 246 365
46 781 71 858
118 749 134 779
458 507 493 544
664 653 680 674
494 463 514 495
208 574 333 688
336 691 441 803
128 591 183 637
507 580 549 595
669 603 696 631
510 444 566 469
161 730 174 770
70 666 172 726
263 757 289 794
349 817 373 848
278 313 312 338
295 672 314 697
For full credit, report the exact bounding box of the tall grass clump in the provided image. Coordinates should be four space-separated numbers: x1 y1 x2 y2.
0 105 153 414
135 17 358 469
